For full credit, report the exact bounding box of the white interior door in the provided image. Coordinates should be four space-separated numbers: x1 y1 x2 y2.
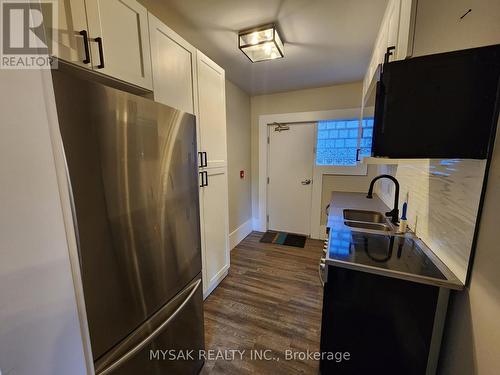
267 123 316 235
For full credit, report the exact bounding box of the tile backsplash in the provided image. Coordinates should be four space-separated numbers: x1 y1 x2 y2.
376 159 487 283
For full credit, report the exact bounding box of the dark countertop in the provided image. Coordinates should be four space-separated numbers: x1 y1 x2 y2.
325 192 463 290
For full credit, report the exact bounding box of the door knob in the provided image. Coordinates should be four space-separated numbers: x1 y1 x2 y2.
301 179 312 185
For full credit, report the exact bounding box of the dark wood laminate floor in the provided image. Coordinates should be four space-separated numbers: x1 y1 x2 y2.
200 231 324 374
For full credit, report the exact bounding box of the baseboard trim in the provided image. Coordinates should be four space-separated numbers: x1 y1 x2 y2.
203 266 229 300
229 219 253 250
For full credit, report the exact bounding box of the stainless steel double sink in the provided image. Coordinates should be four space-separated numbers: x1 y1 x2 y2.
343 209 395 233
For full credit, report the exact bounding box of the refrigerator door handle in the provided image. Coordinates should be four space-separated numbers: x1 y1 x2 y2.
95 278 202 375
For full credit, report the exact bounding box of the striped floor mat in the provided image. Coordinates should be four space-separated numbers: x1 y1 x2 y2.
259 231 307 248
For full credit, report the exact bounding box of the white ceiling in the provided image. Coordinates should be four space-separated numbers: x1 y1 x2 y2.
151 0 388 95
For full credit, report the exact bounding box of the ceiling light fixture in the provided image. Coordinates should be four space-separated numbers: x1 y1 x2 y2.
238 24 284 63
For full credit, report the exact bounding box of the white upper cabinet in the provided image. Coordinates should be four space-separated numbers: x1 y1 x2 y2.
386 0 401 55
85 0 153 89
396 0 417 60
196 51 227 168
50 0 153 89
149 14 196 114
362 0 417 102
49 0 92 67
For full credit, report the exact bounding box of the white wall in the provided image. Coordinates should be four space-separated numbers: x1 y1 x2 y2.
320 167 379 225
225 80 252 238
412 0 500 57
250 82 364 226
438 119 500 375
0 70 89 375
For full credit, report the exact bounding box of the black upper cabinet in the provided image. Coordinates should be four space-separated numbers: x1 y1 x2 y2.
373 44 500 159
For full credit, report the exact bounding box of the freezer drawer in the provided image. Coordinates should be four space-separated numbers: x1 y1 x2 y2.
95 275 205 375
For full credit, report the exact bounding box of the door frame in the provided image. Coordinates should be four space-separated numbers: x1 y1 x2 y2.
256 108 362 239
266 122 317 235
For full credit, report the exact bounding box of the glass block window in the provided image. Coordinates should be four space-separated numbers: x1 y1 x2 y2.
316 118 374 166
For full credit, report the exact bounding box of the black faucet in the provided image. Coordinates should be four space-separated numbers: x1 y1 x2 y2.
366 174 400 224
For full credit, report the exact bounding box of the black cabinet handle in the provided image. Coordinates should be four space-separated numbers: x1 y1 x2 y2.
198 152 208 168
356 148 361 162
94 37 105 69
199 171 205 187
79 30 90 64
384 46 396 65
199 171 208 187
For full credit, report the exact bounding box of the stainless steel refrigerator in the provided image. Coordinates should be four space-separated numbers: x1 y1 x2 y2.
52 68 204 374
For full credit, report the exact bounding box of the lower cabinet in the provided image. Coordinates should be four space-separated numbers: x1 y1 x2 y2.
199 167 230 298
320 266 449 375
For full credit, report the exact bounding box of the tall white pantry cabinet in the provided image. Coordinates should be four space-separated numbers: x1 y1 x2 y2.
149 17 230 298
195 51 230 297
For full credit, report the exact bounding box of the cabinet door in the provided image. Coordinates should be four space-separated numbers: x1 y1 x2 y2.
196 51 227 168
85 0 153 89
47 0 91 68
396 0 417 60
200 167 229 297
386 0 401 57
149 14 196 114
